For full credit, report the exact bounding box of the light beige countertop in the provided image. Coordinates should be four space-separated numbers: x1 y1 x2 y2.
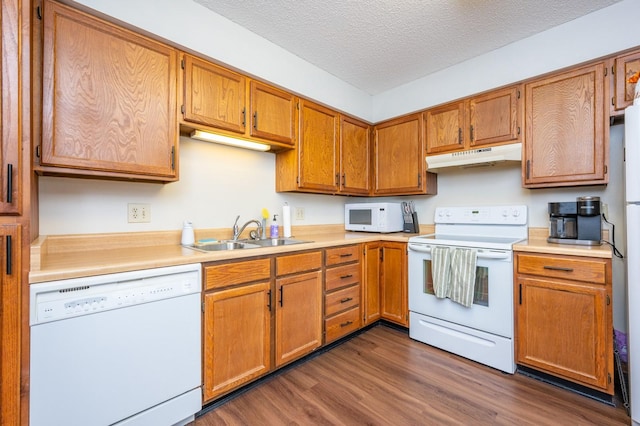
514 229 612 259
29 225 426 283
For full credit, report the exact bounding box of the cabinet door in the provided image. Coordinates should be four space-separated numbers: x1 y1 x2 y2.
524 63 607 188
41 1 178 180
516 277 612 393
380 242 408 326
297 100 340 192
424 101 465 154
250 81 296 145
275 270 322 366
469 86 521 147
203 281 271 401
373 113 426 195
339 116 370 195
0 0 20 215
614 50 640 111
363 242 381 324
182 54 246 133
0 224 21 424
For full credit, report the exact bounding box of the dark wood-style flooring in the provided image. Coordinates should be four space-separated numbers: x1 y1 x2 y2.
194 325 630 425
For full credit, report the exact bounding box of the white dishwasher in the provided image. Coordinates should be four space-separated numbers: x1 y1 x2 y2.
30 263 202 426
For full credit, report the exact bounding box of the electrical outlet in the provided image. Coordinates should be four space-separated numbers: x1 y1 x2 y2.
601 202 609 218
294 207 305 221
128 203 151 223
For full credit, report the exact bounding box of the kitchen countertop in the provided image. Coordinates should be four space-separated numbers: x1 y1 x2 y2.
29 225 423 283
30 226 612 283
513 228 612 259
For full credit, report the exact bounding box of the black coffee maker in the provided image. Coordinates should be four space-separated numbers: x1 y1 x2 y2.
548 196 602 246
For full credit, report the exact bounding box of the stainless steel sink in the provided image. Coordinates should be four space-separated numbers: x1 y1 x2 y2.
183 238 311 253
185 240 261 252
247 238 312 247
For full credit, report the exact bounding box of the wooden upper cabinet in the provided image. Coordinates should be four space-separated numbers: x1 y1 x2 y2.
613 49 640 113
249 81 296 146
424 101 465 154
182 54 246 134
40 0 178 181
523 63 608 188
469 86 521 147
425 85 522 155
373 112 436 195
1 0 21 215
339 116 370 195
297 100 339 192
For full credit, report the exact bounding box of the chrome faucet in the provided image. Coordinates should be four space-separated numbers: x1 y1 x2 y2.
232 216 263 240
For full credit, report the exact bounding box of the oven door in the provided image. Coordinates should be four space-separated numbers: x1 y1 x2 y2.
408 243 513 338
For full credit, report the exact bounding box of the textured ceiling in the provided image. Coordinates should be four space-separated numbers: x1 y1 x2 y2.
193 0 621 95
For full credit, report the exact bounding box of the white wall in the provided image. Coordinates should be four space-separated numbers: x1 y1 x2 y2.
41 1 634 330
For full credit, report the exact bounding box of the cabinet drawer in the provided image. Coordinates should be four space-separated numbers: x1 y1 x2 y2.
325 245 361 266
325 306 361 343
325 285 360 316
276 251 322 276
325 263 361 291
517 253 607 284
205 258 271 290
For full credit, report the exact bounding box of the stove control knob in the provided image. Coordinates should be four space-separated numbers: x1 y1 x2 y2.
512 209 521 217
502 209 508 217
438 210 444 218
445 210 452 218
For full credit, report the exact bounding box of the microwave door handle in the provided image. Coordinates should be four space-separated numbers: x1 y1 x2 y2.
408 243 432 253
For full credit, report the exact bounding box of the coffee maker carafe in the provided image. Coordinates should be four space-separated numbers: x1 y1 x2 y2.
548 196 602 246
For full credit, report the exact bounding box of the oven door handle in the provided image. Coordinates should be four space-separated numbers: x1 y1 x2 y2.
409 244 510 260
408 243 431 253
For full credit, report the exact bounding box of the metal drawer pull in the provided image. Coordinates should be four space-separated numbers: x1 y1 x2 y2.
340 274 353 279
340 297 353 303
543 265 574 272
340 320 353 328
339 253 353 258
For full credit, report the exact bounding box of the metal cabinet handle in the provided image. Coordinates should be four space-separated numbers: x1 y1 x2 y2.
7 164 13 203
279 285 283 307
241 108 246 127
340 320 353 328
340 274 353 279
339 253 353 258
253 112 258 129
340 297 353 304
470 125 474 142
543 265 574 272
458 128 462 143
6 235 12 275
267 289 272 311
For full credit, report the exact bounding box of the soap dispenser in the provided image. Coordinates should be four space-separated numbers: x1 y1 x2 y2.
270 214 279 238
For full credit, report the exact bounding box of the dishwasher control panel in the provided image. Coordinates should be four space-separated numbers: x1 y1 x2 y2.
31 263 202 325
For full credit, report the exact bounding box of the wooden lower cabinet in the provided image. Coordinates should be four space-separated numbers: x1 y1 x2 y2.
363 241 407 327
380 242 408 326
515 252 613 395
275 270 323 366
363 242 382 325
203 281 271 401
202 251 323 402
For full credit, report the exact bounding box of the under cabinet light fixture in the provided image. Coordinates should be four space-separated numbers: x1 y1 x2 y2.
189 130 271 152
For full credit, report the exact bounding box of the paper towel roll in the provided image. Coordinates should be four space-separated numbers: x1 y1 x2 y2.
282 204 292 238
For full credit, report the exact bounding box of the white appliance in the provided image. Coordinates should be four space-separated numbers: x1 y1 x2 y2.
344 202 403 233
626 104 640 425
30 263 203 426
426 142 522 171
408 205 527 374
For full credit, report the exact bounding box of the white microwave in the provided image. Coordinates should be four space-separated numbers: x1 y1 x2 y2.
344 202 403 233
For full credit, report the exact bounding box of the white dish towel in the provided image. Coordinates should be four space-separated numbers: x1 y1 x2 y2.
431 246 451 299
449 248 477 308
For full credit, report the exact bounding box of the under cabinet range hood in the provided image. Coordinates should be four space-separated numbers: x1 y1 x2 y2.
426 143 522 171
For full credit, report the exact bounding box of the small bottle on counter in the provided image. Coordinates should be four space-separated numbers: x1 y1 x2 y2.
181 220 195 246
270 214 279 238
